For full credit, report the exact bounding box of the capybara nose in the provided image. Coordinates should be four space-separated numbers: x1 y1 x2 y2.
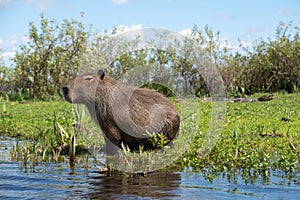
62 86 69 96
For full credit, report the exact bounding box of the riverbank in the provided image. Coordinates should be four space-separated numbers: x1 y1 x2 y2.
0 93 299 174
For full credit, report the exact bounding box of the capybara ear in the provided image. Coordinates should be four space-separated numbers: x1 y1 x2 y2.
98 69 105 80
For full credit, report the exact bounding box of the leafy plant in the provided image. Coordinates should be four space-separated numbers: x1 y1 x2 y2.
146 131 168 149
12 14 89 100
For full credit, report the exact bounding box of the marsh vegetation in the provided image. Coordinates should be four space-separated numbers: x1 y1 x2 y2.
1 93 299 178
0 15 299 179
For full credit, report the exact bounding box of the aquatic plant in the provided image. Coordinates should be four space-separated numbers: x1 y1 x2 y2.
2 93 300 176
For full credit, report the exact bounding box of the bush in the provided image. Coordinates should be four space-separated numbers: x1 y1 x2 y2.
221 22 300 96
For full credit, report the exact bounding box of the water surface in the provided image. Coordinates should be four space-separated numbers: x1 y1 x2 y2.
0 136 299 199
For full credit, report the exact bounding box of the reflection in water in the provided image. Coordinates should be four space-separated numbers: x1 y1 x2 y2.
86 172 181 199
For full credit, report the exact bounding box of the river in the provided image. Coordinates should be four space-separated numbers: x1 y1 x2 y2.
0 136 299 199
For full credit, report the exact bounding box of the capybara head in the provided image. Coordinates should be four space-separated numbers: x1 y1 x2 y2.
62 69 106 105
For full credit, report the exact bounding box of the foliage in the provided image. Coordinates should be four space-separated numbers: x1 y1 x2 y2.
221 22 300 96
106 25 229 97
1 93 299 174
0 101 72 138
146 132 168 149
0 15 299 175
1 16 299 99
180 93 300 175
12 14 89 100
7 102 91 169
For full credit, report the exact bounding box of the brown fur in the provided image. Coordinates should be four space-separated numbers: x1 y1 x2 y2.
62 69 180 154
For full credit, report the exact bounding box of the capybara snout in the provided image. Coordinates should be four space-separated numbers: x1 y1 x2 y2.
62 86 69 99
62 82 74 103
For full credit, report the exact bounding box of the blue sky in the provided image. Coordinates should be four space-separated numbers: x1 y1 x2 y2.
0 0 299 63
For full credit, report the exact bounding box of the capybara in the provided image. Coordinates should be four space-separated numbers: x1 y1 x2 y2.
62 69 180 154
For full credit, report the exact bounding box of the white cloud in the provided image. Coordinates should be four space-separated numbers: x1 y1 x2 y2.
94 24 143 47
222 39 253 53
96 24 143 37
0 0 11 9
239 40 252 49
0 36 19 49
177 31 252 52
0 36 26 65
219 37 230 49
1 51 15 61
115 24 142 34
179 29 192 36
9 38 17 45
182 29 253 52
178 30 233 50
21 36 30 43
111 0 128 5
110 24 144 45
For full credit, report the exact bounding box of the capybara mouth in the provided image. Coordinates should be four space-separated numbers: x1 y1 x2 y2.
63 95 73 103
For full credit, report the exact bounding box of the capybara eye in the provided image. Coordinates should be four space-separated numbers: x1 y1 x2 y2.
84 77 93 81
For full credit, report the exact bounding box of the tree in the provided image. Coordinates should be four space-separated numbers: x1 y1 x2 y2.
0 49 15 99
13 14 89 100
221 21 300 95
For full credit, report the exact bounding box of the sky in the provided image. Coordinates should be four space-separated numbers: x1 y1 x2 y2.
0 0 299 64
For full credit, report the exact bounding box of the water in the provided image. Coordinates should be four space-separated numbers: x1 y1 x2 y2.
0 137 299 200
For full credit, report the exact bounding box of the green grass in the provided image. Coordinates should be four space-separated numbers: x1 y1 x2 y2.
0 101 73 139
183 93 300 174
0 93 299 174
